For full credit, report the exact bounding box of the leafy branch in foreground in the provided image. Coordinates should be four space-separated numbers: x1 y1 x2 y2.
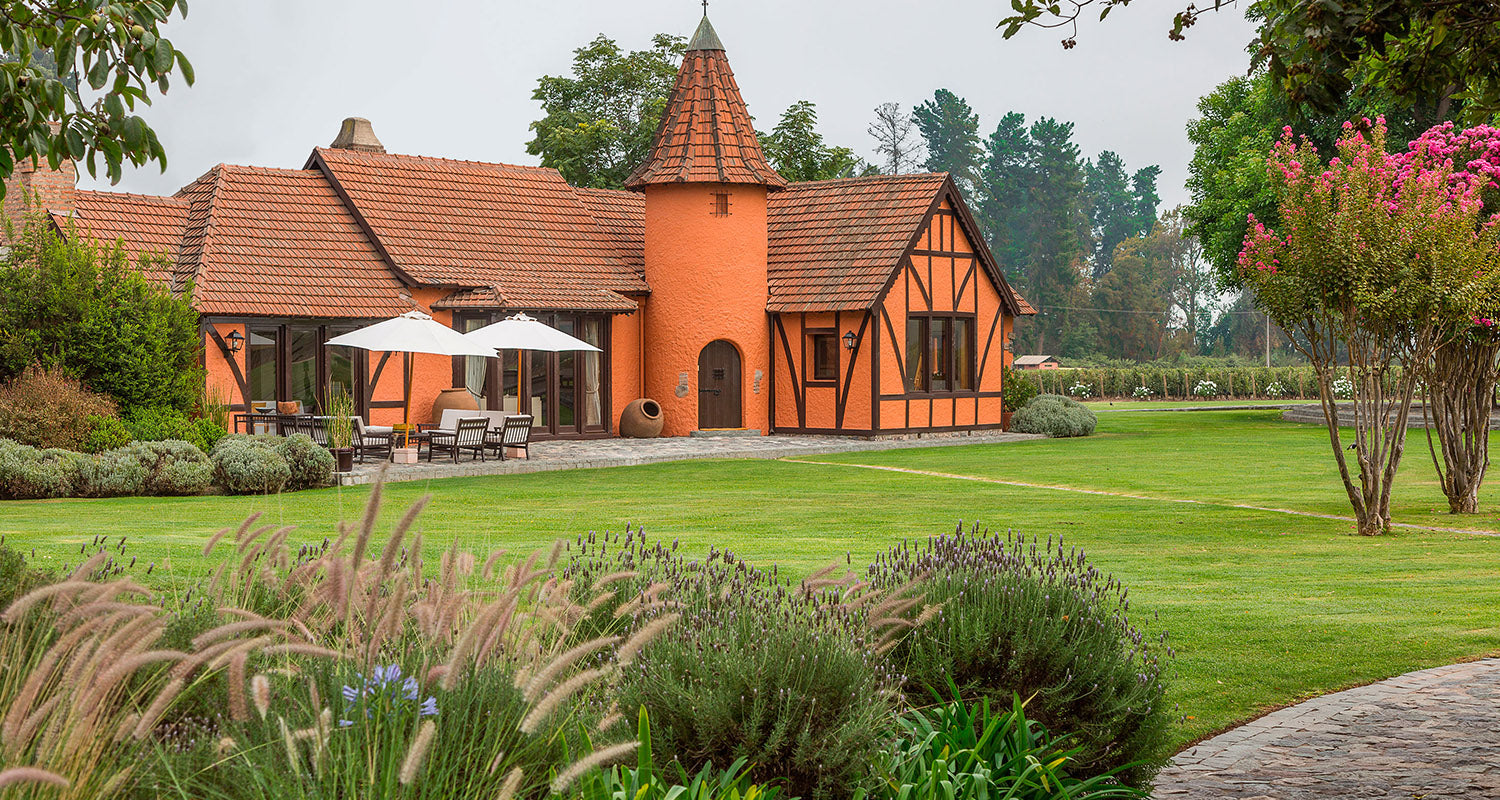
0 0 194 194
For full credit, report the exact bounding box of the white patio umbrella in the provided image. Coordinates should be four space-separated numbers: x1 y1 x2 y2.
325 311 496 428
463 312 602 352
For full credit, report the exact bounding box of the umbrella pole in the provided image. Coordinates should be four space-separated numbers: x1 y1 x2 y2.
403 351 413 430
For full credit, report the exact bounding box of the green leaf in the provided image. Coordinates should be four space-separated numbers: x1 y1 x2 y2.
121 116 144 151
175 49 193 84
65 126 85 160
86 55 110 90
154 36 172 72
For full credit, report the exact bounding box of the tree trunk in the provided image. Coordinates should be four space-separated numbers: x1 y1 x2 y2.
1309 327 1429 536
1424 337 1500 514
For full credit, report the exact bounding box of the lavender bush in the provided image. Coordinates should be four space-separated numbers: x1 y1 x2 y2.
565 530 918 800
868 526 1174 789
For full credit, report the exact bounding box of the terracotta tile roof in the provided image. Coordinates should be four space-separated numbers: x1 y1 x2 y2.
58 190 188 283
312 147 649 302
434 284 637 313
576 187 645 274
767 174 949 313
1012 291 1036 315
171 164 409 318
622 25 785 191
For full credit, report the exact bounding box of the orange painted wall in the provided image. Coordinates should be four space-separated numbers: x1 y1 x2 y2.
204 321 246 411
610 305 644 429
771 311 874 432
641 182 770 436
874 202 1013 432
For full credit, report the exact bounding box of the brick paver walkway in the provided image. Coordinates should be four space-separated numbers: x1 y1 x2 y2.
339 430 1041 484
1155 659 1500 799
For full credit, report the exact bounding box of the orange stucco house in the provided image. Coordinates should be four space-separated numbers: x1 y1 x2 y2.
12 15 1033 440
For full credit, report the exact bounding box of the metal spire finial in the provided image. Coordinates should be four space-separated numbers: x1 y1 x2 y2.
702 0 708 15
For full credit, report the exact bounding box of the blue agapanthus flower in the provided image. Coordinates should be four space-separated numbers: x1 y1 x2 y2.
339 664 438 727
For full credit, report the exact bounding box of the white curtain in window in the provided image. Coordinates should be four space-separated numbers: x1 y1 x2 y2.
463 317 488 409
583 319 602 427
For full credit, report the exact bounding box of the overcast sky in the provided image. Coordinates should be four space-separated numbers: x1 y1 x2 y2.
82 1 1259 211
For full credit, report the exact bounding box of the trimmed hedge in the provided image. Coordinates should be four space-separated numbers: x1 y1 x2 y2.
0 438 217 499
275 434 334 491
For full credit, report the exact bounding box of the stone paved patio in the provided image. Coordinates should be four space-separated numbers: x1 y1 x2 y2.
1154 659 1500 799
337 430 1042 485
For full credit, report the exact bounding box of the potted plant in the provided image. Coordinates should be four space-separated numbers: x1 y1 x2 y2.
326 388 356 472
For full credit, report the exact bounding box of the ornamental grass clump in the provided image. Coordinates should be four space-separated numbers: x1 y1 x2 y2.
564 530 922 800
130 468 648 799
1009 394 1096 438
869 526 1173 789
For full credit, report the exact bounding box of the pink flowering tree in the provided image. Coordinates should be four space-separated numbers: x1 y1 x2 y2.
1239 119 1500 534
1400 123 1500 513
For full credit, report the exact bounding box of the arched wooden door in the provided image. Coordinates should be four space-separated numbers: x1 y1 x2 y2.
697 340 742 429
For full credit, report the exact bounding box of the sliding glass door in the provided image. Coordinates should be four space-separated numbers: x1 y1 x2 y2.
450 311 611 438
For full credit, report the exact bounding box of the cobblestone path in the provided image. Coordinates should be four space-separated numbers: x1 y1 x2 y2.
1154 659 1500 799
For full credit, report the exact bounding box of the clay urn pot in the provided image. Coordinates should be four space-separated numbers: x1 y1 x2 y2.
619 398 664 438
431 387 479 423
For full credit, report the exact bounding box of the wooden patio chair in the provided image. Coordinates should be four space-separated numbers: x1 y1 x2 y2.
296 416 331 447
274 414 302 436
352 417 392 463
485 414 533 461
426 417 488 463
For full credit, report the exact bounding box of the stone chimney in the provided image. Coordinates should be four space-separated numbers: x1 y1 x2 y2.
330 117 385 153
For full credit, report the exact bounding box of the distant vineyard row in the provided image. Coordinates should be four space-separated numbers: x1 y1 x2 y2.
1013 366 1393 400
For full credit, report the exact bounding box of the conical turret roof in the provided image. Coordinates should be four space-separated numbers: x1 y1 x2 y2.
623 15 786 191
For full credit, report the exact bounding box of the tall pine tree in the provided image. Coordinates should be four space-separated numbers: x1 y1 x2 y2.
977 112 1033 272
1084 151 1135 279
1084 152 1161 278
913 89 983 193
1017 118 1091 355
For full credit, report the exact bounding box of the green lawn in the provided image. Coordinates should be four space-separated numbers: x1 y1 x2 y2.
2 409 1498 748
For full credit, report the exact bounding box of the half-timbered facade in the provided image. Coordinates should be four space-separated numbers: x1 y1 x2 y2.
15 13 1033 439
767 180 1031 435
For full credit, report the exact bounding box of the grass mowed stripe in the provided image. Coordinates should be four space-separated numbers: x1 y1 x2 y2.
2 410 1499 745
811 409 1500 534
783 457 1500 536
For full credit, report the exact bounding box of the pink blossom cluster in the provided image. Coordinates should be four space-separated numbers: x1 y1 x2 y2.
1475 317 1495 328
1238 118 1498 277
1395 121 1500 207
1237 213 1287 274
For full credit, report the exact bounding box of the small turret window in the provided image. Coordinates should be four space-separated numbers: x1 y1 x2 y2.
711 192 732 217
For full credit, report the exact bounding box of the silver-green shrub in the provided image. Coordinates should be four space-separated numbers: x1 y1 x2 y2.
212 438 291 495
84 447 149 497
275 433 334 490
1009 394 1097 437
127 440 213 495
0 439 89 499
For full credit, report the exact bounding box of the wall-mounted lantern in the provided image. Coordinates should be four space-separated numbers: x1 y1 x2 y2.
842 330 857 350
223 330 245 354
